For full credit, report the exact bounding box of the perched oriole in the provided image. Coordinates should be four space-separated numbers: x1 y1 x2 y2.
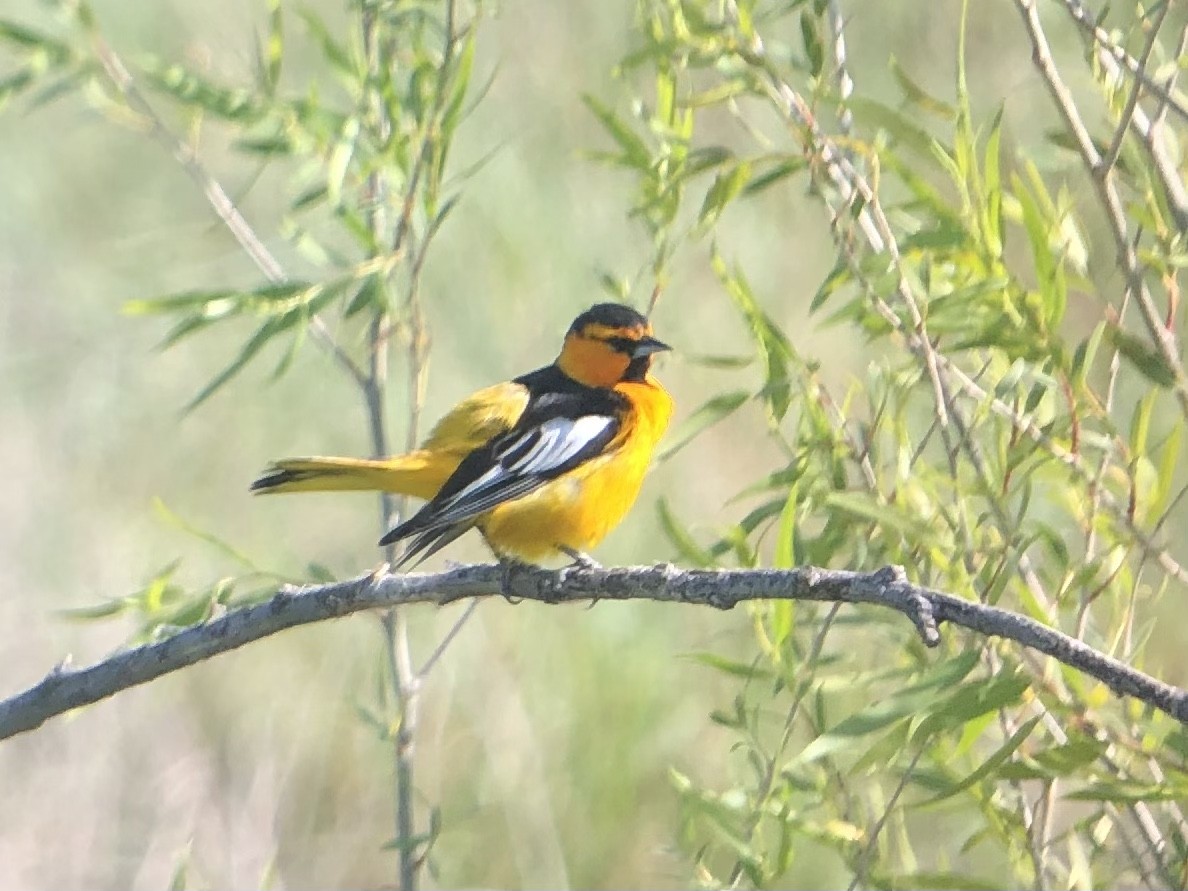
251 303 673 567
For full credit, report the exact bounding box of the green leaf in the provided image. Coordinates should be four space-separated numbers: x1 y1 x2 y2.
889 55 956 118
799 11 824 77
1105 324 1178 388
772 482 799 569
1071 321 1105 386
142 60 264 122
261 0 283 94
848 97 935 156
684 652 770 679
1064 780 1188 804
823 491 930 538
297 7 358 78
889 872 1001 891
124 281 316 316
0 19 72 58
582 94 651 170
910 671 1031 744
914 715 1041 806
184 313 296 411
1151 423 1183 519
697 161 751 232
59 598 131 621
658 390 749 461
712 249 794 422
811 260 852 313
1129 389 1157 457
685 353 753 369
742 156 806 195
657 498 714 567
793 697 921 766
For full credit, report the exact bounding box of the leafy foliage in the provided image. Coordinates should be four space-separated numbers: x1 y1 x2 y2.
590 0 1188 886
2 0 1187 888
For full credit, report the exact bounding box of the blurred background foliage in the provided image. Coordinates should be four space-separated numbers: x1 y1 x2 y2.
1 0 1187 888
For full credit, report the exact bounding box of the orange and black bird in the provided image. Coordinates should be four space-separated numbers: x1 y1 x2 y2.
251 303 673 568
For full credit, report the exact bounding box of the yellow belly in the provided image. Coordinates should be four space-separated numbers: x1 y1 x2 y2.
479 450 650 564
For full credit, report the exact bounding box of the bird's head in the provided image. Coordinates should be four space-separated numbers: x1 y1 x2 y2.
556 303 670 388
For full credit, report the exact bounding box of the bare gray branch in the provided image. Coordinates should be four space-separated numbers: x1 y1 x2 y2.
2 563 1185 742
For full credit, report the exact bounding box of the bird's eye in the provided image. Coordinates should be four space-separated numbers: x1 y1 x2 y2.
605 336 638 354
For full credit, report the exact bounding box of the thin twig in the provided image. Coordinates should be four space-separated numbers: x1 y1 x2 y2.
847 746 926 891
417 600 480 680
1099 1 1171 177
826 0 854 140
1059 0 1188 126
90 34 367 386
1015 0 1188 419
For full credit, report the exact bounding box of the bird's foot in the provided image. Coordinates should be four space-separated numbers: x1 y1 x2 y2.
498 557 527 604
559 547 600 570
557 547 601 608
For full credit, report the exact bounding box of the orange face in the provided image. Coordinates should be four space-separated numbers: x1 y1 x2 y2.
556 320 670 388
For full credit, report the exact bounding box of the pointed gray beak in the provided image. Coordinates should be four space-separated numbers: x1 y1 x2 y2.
632 336 671 358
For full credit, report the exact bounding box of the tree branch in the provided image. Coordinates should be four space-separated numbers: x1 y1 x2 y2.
2 563 1185 742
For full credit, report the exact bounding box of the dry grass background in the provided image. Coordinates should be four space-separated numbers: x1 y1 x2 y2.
0 1 1152 888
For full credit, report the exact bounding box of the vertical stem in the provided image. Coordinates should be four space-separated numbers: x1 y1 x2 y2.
359 6 418 891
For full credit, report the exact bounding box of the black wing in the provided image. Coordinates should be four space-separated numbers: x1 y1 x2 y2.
381 384 625 566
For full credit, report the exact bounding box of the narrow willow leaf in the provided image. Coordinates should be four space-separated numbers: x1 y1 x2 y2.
152 498 267 573
1129 389 1157 457
772 482 799 569
799 11 824 77
848 97 935 156
914 716 1040 806
685 353 753 369
1064 780 1188 804
684 652 770 680
658 390 750 461
1105 324 1177 388
582 94 651 170
184 314 295 411
742 157 806 195
793 697 921 766
711 249 794 422
297 8 358 78
59 598 132 621
697 161 751 231
910 672 1031 744
0 19 71 57
656 498 715 567
259 0 283 94
142 60 263 122
892 872 1000 891
889 56 956 118
442 27 477 142
823 491 930 537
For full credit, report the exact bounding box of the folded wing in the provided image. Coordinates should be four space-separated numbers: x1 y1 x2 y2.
381 389 624 565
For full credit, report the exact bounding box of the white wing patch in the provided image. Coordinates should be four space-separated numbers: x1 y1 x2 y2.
502 415 614 474
443 415 615 507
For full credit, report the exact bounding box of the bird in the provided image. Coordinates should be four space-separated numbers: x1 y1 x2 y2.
251 303 673 570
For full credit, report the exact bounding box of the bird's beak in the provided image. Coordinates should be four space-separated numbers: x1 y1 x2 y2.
632 336 671 358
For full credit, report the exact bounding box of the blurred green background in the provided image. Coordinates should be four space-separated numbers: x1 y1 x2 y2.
0 1 1131 888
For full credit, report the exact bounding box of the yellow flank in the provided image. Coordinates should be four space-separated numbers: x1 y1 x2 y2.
253 302 674 567
480 375 673 563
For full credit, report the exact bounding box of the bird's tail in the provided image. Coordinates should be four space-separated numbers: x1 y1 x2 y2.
250 453 450 501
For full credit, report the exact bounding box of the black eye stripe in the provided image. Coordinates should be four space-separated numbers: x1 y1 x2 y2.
605 336 637 353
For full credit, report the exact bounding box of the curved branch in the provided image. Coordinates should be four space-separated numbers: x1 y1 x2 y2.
1 563 1185 741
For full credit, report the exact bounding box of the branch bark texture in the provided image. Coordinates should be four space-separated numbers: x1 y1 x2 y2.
2 563 1185 741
